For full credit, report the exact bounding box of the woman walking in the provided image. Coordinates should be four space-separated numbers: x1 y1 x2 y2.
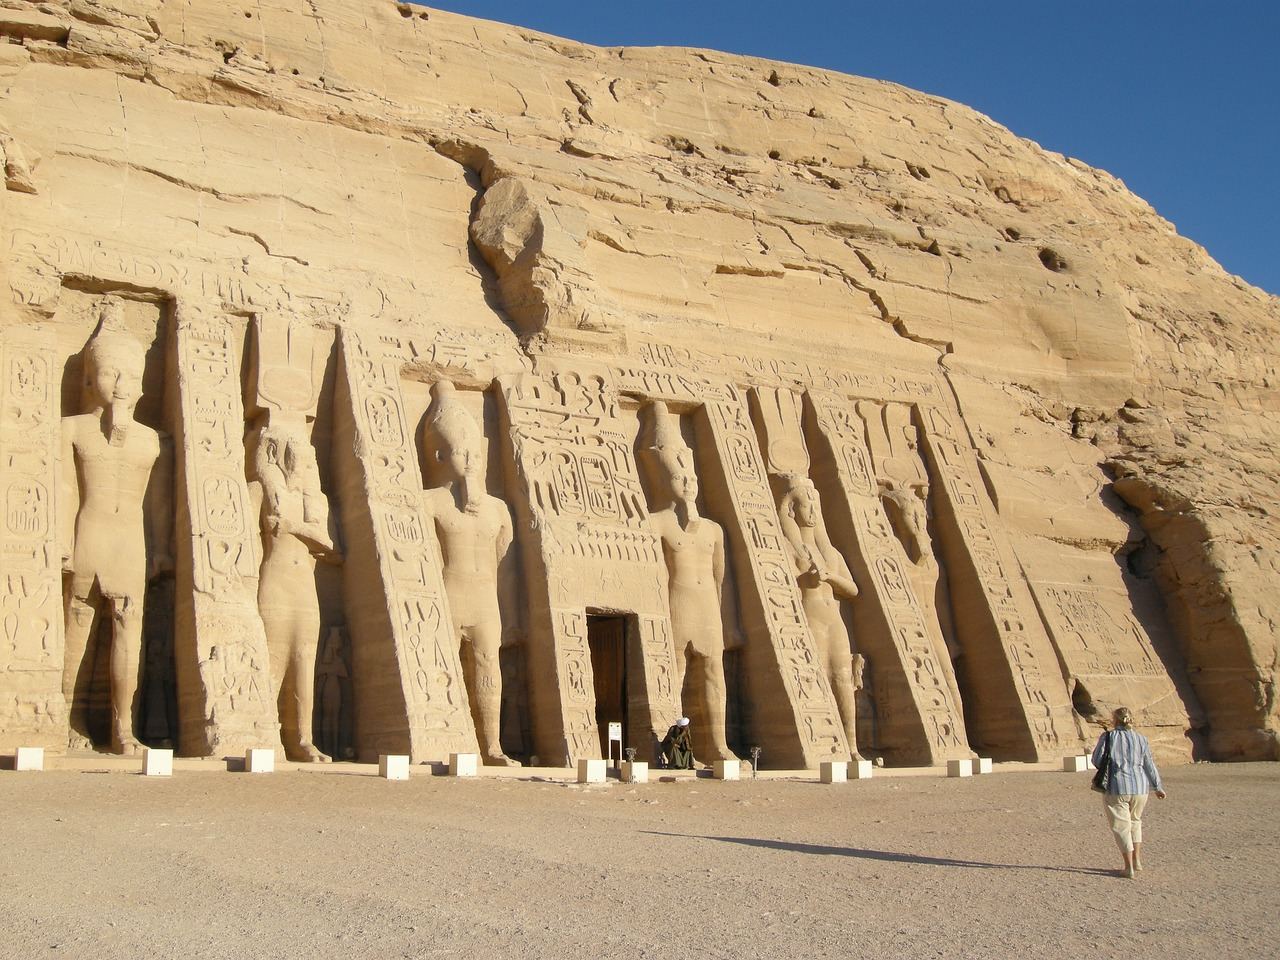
1093 706 1167 878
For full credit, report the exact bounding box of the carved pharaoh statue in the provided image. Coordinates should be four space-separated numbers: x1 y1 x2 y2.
253 423 342 762
776 474 865 761
61 301 172 754
420 381 520 766
641 401 737 763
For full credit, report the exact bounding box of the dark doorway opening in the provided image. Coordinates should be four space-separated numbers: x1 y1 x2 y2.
588 614 629 760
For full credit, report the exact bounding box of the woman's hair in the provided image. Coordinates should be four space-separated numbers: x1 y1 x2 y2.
1112 706 1134 727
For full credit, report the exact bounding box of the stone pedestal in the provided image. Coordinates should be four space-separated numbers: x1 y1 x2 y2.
245 748 275 774
976 757 993 774
947 758 974 778
379 755 410 780
577 758 606 783
449 753 478 777
14 746 43 771
1063 755 1090 772
143 749 173 777
713 759 741 781
621 761 648 783
851 760 874 779
820 761 847 784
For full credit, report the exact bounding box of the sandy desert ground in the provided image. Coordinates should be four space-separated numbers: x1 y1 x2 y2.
1 760 1276 960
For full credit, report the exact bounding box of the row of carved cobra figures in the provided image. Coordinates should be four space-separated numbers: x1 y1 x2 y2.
59 317 948 763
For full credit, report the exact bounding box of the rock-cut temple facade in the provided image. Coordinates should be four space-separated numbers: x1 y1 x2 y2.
0 0 1277 768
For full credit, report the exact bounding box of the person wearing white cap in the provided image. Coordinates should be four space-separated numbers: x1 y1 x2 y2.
661 717 694 769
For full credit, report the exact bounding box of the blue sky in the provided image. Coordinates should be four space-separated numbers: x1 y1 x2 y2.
416 2 1279 297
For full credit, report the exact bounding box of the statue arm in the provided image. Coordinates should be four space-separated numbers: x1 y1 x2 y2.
816 522 858 600
58 423 77 567
146 433 175 577
497 503 522 646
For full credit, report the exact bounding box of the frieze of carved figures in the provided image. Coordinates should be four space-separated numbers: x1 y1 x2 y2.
336 329 476 759
801 391 970 760
918 403 1074 754
0 329 65 748
553 607 599 759
59 303 172 755
702 388 850 765
173 306 277 753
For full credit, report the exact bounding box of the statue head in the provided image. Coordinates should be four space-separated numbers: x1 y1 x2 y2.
83 301 145 415
781 475 820 529
422 381 484 486
642 401 699 506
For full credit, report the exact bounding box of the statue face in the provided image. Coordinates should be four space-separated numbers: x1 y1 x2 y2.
792 484 818 528
285 438 318 488
440 425 483 483
667 449 699 504
88 346 143 412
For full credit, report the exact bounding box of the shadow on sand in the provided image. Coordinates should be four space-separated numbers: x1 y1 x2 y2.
640 832 1115 877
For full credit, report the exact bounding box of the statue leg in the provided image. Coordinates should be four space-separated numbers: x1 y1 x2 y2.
63 579 99 749
693 649 734 760
468 624 516 766
107 594 145 755
826 628 863 761
285 617 326 762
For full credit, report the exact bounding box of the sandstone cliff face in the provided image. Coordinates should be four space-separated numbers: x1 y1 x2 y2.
0 0 1275 764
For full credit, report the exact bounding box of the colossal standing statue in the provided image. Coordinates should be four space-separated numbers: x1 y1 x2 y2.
420 381 520 766
61 301 172 754
253 424 342 761
642 402 736 763
776 474 865 761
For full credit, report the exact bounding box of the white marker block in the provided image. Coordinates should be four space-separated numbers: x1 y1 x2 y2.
143 748 173 777
1062 755 1089 773
245 748 274 774
449 753 478 777
976 757 993 775
577 758 606 783
379 755 410 780
820 761 847 784
947 758 974 778
14 747 43 771
851 759 874 780
621 761 648 784
713 759 740 781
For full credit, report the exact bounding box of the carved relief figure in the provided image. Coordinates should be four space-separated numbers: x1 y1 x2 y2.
420 381 520 766
60 302 172 754
316 625 352 760
253 424 342 761
777 474 865 760
641 402 736 763
880 477 965 716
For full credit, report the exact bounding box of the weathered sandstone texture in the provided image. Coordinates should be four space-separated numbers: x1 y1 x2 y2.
0 0 1275 767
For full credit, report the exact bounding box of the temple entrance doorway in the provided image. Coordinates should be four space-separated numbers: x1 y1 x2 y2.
587 613 631 760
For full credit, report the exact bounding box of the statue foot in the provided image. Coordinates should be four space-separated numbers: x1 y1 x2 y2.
850 751 866 762
287 741 330 763
483 751 521 767
67 732 94 753
113 736 144 757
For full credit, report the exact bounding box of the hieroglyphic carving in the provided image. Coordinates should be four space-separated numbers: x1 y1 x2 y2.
703 385 849 767
172 309 277 754
919 403 1077 758
0 331 66 749
333 328 477 762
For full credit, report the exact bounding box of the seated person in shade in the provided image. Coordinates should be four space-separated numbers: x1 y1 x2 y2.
661 717 694 770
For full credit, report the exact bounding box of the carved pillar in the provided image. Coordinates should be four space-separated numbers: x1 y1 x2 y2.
499 368 678 765
699 387 848 768
917 401 1078 760
331 328 477 762
806 391 970 764
171 308 278 755
0 331 67 750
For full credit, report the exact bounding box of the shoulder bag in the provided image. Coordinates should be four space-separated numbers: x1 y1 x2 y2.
1090 730 1113 793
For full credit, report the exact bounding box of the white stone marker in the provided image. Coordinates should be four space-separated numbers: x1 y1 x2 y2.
851 759 874 780
143 748 173 777
820 761 847 784
713 759 740 781
976 757 993 774
947 758 974 778
245 748 274 774
1062 755 1090 773
14 746 43 771
621 761 648 784
449 752 478 777
577 758 606 783
379 755 410 780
